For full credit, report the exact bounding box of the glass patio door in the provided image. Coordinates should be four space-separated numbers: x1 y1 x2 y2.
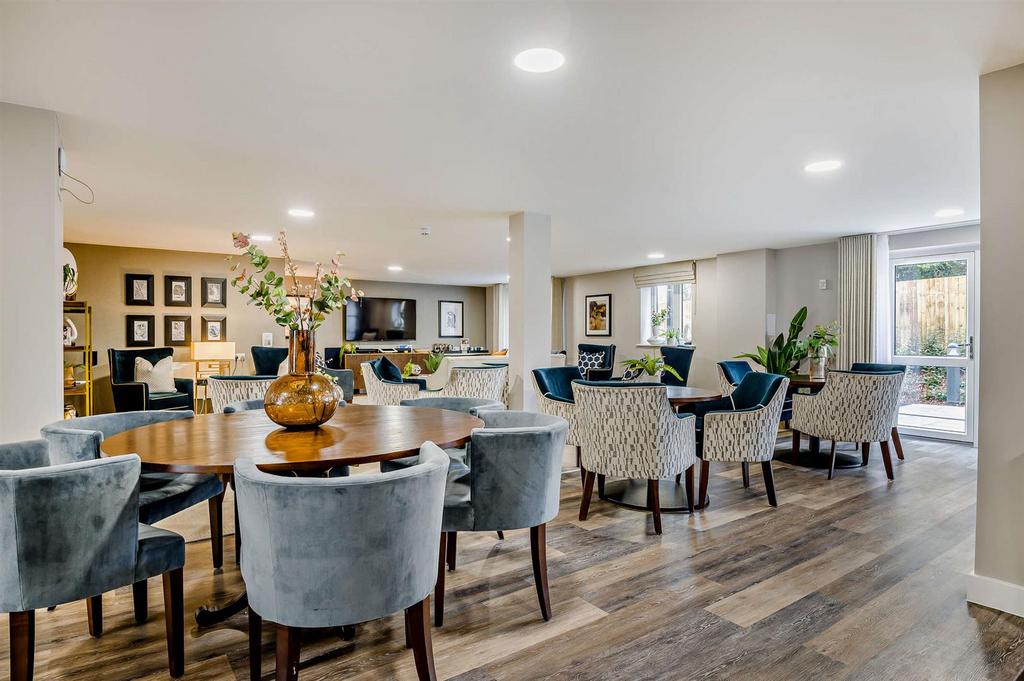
891 252 976 442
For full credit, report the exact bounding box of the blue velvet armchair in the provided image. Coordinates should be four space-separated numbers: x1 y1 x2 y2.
0 440 186 680
577 343 616 380
250 346 288 376
108 347 194 412
660 345 696 386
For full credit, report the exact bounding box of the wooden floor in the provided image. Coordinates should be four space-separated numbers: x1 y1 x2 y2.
5 436 1024 680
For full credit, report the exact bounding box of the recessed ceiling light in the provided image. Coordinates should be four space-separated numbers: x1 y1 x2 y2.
514 48 565 73
647 252 665 259
387 265 403 272
251 234 273 242
804 160 843 173
934 207 965 218
506 236 512 242
287 207 315 218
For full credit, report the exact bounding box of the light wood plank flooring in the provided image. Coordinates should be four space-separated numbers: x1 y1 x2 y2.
3 436 1023 680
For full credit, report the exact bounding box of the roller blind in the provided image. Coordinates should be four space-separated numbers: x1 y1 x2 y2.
633 261 696 288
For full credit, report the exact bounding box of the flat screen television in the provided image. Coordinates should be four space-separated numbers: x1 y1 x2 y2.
345 297 417 341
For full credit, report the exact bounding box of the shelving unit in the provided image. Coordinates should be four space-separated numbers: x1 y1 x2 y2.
63 300 93 417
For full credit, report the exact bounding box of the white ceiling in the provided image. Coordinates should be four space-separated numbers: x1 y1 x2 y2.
3 2 1023 285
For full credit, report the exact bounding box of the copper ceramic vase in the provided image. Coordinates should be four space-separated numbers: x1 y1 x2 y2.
264 330 338 429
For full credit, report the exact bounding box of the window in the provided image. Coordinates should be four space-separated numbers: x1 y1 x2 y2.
640 283 693 344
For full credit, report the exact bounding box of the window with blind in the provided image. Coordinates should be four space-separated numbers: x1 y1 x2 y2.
639 283 694 344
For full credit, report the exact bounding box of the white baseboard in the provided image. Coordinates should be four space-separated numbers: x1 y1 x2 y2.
966 571 1024 618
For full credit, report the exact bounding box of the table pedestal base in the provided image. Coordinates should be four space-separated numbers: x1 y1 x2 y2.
600 479 707 514
195 591 248 628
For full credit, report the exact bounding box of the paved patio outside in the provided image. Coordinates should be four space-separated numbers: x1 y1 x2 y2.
898 402 966 434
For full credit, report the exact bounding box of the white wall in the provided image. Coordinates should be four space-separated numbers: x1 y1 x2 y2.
773 241 840 333
968 62 1024 617
0 103 63 440
889 224 981 253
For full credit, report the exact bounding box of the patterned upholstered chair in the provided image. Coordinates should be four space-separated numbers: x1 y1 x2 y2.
850 362 908 461
577 343 616 380
791 370 904 480
572 381 697 533
660 345 696 386
41 411 226 570
435 365 508 404
361 361 421 405
108 347 194 412
250 346 288 376
533 366 584 480
236 443 449 681
434 411 568 626
695 373 789 508
0 441 186 679
716 360 754 396
207 375 275 414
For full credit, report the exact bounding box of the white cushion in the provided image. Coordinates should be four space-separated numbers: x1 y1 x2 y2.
134 356 176 393
278 358 289 376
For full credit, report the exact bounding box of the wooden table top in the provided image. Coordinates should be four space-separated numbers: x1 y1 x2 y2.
100 405 483 475
664 386 723 405
787 374 827 390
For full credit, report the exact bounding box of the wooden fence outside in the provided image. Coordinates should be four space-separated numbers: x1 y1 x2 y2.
894 275 968 354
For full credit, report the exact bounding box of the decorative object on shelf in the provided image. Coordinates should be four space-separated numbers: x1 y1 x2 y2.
126 314 155 347
201 277 227 307
663 328 680 347
402 360 422 378
585 293 612 337
164 315 192 346
62 317 78 347
806 322 840 379
735 306 809 377
647 308 668 344
425 351 445 373
164 275 192 306
230 230 360 429
620 353 684 382
61 248 78 300
201 315 226 341
439 300 464 338
125 273 155 306
63 361 83 388
63 404 77 419
63 300 93 415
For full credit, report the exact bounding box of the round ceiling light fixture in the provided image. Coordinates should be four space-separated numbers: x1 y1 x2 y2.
514 48 565 73
647 252 665 259
387 265 403 272
804 160 843 174
287 207 315 218
934 207 965 218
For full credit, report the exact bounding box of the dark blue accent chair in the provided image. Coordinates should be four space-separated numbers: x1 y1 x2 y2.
532 366 584 403
718 360 754 388
577 343 616 380
108 347 193 412
250 346 288 376
660 345 695 386
370 356 427 390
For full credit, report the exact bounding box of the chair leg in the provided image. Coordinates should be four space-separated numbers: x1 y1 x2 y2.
579 470 596 521
10 611 34 681
248 607 262 681
827 440 838 480
675 472 682 485
405 597 437 681
86 594 102 638
496 531 504 540
576 446 584 486
404 608 413 649
446 531 457 572
162 568 184 678
275 624 301 681
597 474 606 499
434 533 447 627
861 442 870 466
530 524 552 621
791 429 801 463
647 480 662 535
880 440 895 481
133 580 148 624
209 490 225 570
761 461 778 507
892 427 905 460
685 466 695 514
698 459 710 511
741 462 750 488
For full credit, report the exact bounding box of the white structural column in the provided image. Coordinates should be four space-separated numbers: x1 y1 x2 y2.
507 211 552 410
0 103 64 441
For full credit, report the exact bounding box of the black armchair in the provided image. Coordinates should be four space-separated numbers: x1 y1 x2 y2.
107 348 193 412
250 346 288 376
577 343 616 380
660 345 695 386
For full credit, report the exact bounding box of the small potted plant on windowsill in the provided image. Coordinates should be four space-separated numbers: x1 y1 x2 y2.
647 309 668 345
663 328 681 347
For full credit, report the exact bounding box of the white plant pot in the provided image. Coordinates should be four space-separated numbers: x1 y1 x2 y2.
665 337 679 347
646 336 663 345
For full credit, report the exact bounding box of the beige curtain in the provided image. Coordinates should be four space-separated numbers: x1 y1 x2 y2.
837 234 874 369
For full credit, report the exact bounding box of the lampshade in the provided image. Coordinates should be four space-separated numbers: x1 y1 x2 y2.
191 341 236 361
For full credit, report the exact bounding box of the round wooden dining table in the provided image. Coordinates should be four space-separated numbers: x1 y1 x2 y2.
100 404 483 626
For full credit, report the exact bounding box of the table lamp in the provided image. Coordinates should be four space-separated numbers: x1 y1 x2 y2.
191 341 236 378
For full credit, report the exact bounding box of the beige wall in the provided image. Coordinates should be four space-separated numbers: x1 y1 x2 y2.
774 241 840 333
969 62 1024 616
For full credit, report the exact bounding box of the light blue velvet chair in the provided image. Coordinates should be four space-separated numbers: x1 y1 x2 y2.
235 443 449 681
434 410 568 627
223 399 266 413
0 440 185 680
41 411 225 578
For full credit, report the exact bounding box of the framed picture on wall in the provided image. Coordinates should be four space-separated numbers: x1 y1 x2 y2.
201 315 227 341
585 293 612 336
201 277 227 307
164 275 192 306
126 315 155 347
164 315 192 346
125 273 154 306
438 300 464 338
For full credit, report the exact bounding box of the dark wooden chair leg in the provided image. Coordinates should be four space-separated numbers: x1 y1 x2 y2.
162 568 185 678
647 480 662 534
685 466 695 514
827 440 838 480
404 608 413 648
861 442 870 466
340 625 356 641
576 446 584 486
209 490 225 570
248 607 262 681
880 440 895 481
132 579 148 624
434 533 447 627
496 531 504 540
10 611 35 681
761 461 778 507
675 472 682 484
698 459 710 510
86 594 102 637
892 427 905 460
530 524 552 620
597 474 606 499
405 597 437 681
791 429 801 463
579 470 596 521
275 624 301 681
741 462 750 488
445 531 457 572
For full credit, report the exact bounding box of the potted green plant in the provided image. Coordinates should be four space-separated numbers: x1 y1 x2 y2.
424 351 445 374
663 328 681 347
620 354 684 382
647 308 668 344
402 360 422 378
806 322 840 379
735 306 808 376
